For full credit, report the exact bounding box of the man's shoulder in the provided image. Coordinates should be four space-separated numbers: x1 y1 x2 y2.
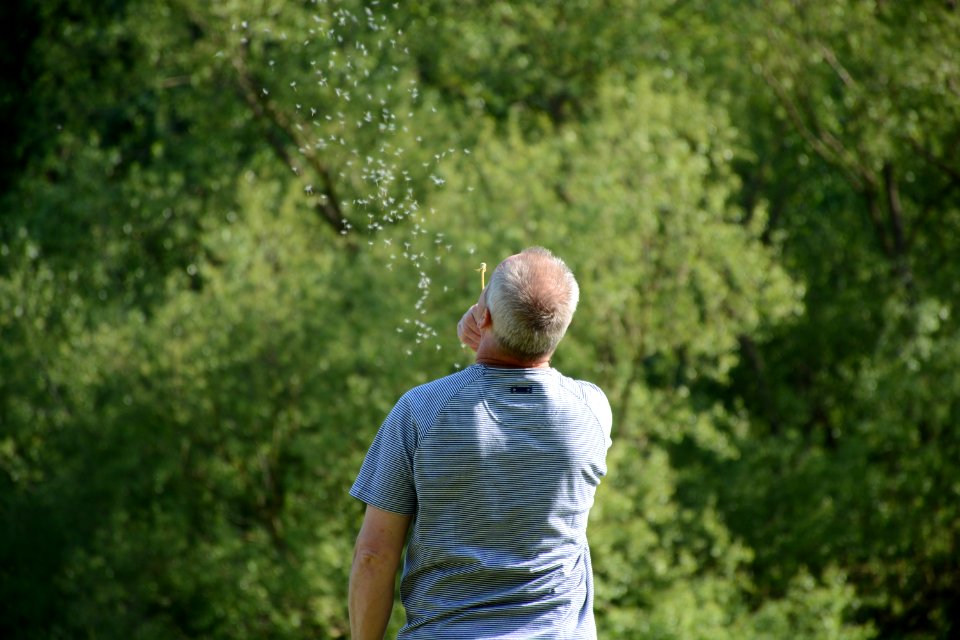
410 364 483 394
554 371 609 404
553 372 613 441
399 365 484 413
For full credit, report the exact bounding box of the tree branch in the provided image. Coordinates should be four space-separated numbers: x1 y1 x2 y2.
172 0 354 238
231 44 352 237
883 163 916 299
817 42 857 91
738 334 780 435
906 136 960 186
760 68 870 192
864 187 895 258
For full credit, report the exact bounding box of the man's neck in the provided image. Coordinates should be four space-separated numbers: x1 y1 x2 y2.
475 340 551 369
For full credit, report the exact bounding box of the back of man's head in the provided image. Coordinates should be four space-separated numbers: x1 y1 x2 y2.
485 247 579 359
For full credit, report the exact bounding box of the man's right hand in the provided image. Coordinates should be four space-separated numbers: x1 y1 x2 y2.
457 304 482 352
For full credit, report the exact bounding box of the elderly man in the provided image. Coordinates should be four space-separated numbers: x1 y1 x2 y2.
349 247 613 639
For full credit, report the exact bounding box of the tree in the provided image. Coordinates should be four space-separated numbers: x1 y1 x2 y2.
3 0 957 637
651 2 960 636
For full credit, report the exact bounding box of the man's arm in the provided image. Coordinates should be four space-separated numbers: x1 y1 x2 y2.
349 504 412 639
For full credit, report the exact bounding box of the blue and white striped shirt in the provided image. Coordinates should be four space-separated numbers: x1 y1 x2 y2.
351 364 613 639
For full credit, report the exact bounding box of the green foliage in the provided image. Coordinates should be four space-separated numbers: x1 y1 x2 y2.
2 0 959 638
404 0 661 128
650 2 960 636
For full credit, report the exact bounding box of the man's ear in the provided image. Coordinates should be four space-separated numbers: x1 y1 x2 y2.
479 307 493 329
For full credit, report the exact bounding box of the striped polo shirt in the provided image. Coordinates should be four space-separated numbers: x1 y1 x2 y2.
351 363 613 639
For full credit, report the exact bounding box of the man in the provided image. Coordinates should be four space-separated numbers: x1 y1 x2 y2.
349 247 613 639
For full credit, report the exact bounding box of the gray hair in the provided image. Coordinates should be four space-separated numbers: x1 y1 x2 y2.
485 247 580 359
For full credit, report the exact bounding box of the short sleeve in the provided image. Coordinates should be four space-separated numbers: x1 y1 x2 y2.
583 382 613 449
349 396 418 515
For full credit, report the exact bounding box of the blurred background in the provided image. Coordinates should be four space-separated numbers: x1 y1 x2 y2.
1 1 958 638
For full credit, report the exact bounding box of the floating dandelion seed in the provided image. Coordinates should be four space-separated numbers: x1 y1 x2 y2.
242 2 453 354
